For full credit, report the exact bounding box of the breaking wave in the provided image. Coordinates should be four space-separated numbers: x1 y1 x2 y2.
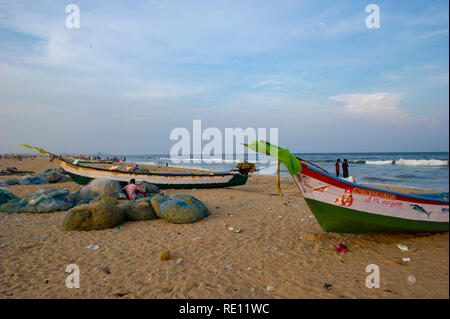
135 161 158 166
158 157 269 164
366 160 395 165
363 159 448 166
395 159 448 166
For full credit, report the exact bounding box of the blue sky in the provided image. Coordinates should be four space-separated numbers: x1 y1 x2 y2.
0 0 448 154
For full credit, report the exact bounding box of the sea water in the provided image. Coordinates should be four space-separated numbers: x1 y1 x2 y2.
123 152 449 191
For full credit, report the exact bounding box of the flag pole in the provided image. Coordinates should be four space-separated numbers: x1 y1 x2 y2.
277 160 283 196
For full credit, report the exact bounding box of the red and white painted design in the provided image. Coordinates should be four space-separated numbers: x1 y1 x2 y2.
293 164 449 223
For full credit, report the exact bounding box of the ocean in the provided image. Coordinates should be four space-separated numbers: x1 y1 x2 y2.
123 152 449 191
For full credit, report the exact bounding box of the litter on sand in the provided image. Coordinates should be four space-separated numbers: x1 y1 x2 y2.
406 274 416 285
397 244 408 251
323 283 332 290
86 244 99 250
228 227 241 233
334 243 348 252
159 250 171 261
388 257 406 265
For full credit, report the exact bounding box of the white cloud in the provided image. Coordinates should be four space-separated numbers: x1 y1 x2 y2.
123 83 208 100
0 1 448 153
329 92 410 122
329 92 442 127
416 28 449 40
252 80 284 89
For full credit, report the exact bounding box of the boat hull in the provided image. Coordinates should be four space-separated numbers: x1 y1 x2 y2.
304 198 448 233
293 164 449 233
59 159 248 189
68 157 114 164
74 160 114 164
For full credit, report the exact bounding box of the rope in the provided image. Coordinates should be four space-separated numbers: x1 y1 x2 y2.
295 156 329 173
276 160 283 196
226 162 278 173
253 162 278 172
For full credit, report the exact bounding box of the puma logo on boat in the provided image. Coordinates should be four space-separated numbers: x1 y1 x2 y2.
410 204 432 219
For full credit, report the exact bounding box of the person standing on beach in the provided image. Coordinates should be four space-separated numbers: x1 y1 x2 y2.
122 179 146 200
342 159 349 178
335 159 341 177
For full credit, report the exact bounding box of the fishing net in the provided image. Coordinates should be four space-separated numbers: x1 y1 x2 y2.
0 188 74 213
0 187 17 205
77 179 123 200
62 201 124 231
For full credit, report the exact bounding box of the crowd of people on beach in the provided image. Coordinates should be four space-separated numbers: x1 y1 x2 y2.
0 154 38 161
71 155 126 162
107 156 126 162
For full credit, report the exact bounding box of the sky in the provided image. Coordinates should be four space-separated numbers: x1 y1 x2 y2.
0 0 448 155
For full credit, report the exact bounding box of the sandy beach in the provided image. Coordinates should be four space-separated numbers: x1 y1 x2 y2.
0 156 448 299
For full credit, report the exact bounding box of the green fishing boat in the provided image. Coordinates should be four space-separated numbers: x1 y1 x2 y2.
245 140 449 233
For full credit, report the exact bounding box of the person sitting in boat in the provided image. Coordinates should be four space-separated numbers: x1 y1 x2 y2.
122 179 146 200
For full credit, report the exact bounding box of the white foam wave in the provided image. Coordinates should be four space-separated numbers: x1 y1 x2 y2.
135 161 219 171
136 161 158 166
167 164 217 172
395 159 448 166
158 157 269 164
366 160 394 165
254 165 278 175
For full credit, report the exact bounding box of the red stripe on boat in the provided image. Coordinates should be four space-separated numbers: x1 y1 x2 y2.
300 163 445 206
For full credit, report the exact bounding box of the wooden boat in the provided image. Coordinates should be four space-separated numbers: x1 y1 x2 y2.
294 161 449 233
19 144 249 189
245 140 449 233
57 158 249 189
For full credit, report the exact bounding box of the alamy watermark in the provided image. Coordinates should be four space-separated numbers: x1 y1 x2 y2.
65 4 80 29
64 4 379 30
365 264 417 289
365 4 380 29
65 264 80 288
169 120 278 164
365 264 380 288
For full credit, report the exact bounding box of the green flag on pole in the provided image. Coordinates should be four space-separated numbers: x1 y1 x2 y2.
19 144 52 155
244 140 302 175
